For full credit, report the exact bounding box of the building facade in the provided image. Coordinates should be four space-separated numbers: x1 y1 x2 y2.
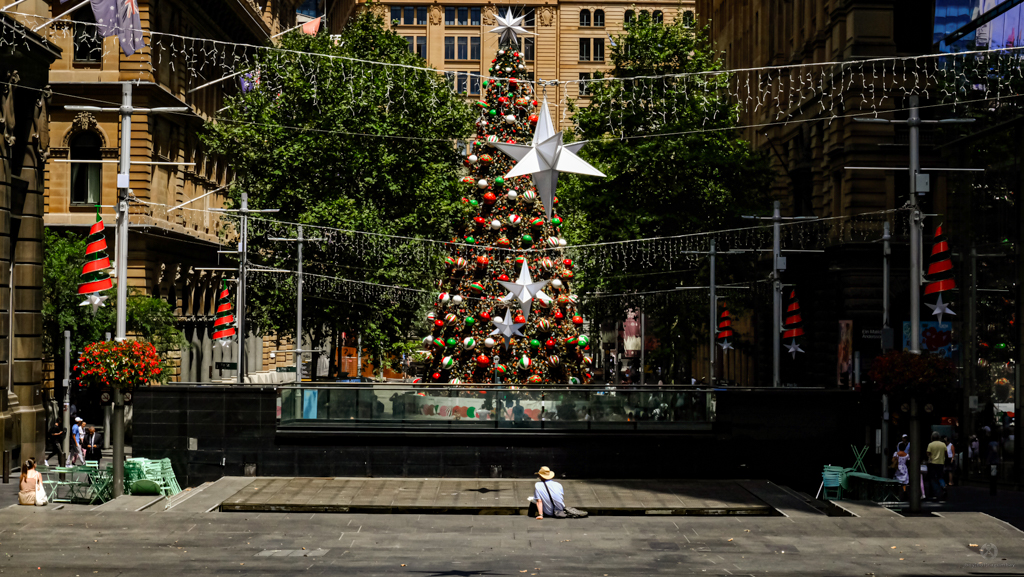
327 0 696 129
0 14 61 463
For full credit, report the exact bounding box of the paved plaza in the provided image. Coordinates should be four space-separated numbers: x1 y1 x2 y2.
0 475 1022 576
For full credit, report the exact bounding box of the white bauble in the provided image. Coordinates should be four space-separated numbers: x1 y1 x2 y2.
558 238 568 247
477 179 488 189
551 279 564 289
484 337 496 348
504 114 516 124
490 219 502 230
506 190 518 201
468 154 479 163
422 336 433 345
452 295 464 305
498 49 505 55
518 64 526 71
505 67 512 73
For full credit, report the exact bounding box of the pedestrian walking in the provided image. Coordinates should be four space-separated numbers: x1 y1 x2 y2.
943 436 955 488
18 459 43 506
84 427 102 463
44 421 65 467
892 437 910 493
926 432 946 501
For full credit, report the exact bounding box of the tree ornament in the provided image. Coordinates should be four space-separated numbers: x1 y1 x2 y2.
506 190 518 201
717 301 735 353
924 225 956 323
508 214 522 226
522 190 537 203
547 355 560 366
432 372 442 381
490 219 502 230
530 338 541 348
495 364 509 376
452 295 464 305
527 374 543 383
468 154 479 164
550 278 563 289
545 338 556 348
446 337 458 348
528 114 539 124
434 319 445 328
490 309 526 349
477 179 489 189
538 319 553 331
577 335 590 348
504 114 516 124
572 315 584 325
530 217 545 228
468 282 485 294
554 311 564 320
427 312 436 323
77 212 114 314
494 176 505 186
433 337 446 348
518 355 532 370
484 337 496 348
474 216 487 226
496 237 511 247
551 215 563 226
782 290 806 359
462 337 477 349
514 314 526 324
460 176 475 184
465 316 476 326
480 154 493 164
480 311 491 321
476 256 490 267
521 234 533 245
445 313 458 325
476 354 491 366
441 356 456 369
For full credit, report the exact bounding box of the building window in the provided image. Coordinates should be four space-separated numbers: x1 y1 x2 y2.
515 7 535 27
593 37 604 61
453 71 480 94
579 73 591 97
579 38 590 61
404 35 414 52
447 36 478 60
417 6 427 24
523 37 535 60
523 72 535 82
453 7 479 25
391 6 401 23
683 10 694 27
297 0 317 17
444 6 455 24
404 6 414 24
580 9 590 26
594 9 605 26
625 10 635 23
393 6 426 25
471 7 480 24
456 71 467 94
416 36 426 58
469 72 481 94
73 7 101 63
653 10 663 23
70 131 102 205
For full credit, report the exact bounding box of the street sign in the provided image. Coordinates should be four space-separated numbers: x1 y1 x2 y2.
276 366 297 373
216 362 238 370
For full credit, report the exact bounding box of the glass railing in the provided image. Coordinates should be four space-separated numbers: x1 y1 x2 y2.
278 384 715 430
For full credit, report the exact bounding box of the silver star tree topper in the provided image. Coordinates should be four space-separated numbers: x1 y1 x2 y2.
497 261 551 320
495 98 605 221
926 294 956 324
489 8 531 45
786 339 805 359
490 309 526 350
79 293 108 315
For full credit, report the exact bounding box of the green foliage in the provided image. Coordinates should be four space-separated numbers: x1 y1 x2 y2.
202 7 476 368
561 12 774 379
43 229 185 384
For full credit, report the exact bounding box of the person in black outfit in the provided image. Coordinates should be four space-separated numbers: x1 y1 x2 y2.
84 427 103 462
44 422 65 467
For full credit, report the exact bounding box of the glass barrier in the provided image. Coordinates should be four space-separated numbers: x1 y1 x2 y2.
278 385 715 430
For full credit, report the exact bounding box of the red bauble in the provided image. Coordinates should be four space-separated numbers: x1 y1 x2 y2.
476 256 490 267
514 314 526 324
476 354 490 366
480 311 491 321
563 258 573 268
529 114 538 124
545 339 556 348
434 319 444 328
474 216 486 226
497 273 510 281
483 192 497 205
531 100 538 106
554 311 564 320
432 372 441 381
572 315 584 325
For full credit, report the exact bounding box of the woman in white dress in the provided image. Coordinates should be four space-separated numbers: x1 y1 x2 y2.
892 440 910 491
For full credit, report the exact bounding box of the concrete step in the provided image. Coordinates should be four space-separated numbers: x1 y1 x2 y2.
164 481 214 509
92 494 166 512
735 480 825 517
164 476 257 513
828 499 903 518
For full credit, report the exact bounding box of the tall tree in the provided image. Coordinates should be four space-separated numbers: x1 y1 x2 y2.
562 12 773 381
202 8 476 369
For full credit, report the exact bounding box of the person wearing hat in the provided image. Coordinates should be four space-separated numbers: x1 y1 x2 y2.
68 418 86 466
530 466 564 520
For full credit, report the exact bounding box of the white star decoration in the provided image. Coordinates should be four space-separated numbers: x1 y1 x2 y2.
717 339 733 353
79 293 108 315
497 261 551 320
494 98 605 221
926 294 956 324
786 339 805 359
489 8 531 45
490 309 526 350
217 338 233 349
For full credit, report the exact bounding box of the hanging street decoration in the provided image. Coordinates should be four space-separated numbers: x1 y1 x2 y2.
494 98 605 221
417 33 603 385
717 301 734 352
212 281 237 347
924 224 956 324
783 289 806 359
489 8 531 46
490 308 526 350
77 212 114 315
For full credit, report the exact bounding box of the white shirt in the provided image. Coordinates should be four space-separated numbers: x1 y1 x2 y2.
533 480 564 516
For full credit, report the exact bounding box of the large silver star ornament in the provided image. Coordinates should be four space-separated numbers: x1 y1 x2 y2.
497 261 550 320
489 8 531 45
786 339 805 359
78 293 108 315
925 294 956 324
717 339 733 353
494 98 605 221
490 309 526 350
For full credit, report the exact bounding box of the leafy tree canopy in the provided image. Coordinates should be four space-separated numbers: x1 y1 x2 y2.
561 12 774 379
202 7 476 367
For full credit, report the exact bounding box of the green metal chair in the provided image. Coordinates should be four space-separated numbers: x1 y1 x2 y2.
822 470 843 500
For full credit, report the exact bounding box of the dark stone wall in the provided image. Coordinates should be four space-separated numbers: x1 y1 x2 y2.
134 385 866 496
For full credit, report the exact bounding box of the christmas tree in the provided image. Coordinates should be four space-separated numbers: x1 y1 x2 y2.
419 10 604 385
213 280 237 347
78 211 113 314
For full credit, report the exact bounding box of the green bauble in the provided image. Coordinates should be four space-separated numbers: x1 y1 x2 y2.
522 234 533 244
489 109 497 116
465 317 476 326
466 236 476 244
530 339 541 348
446 337 458 348
469 199 479 207
494 176 505 186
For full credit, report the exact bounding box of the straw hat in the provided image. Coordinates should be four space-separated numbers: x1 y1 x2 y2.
536 466 555 480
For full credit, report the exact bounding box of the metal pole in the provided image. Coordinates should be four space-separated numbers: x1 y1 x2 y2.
103 331 111 450
908 95 922 355
709 239 716 385
614 321 621 386
640 311 645 386
772 201 782 387
237 194 248 384
296 225 303 384
356 334 362 381
967 246 977 441
881 394 889 476
909 397 921 512
111 82 131 498
62 331 70 460
883 221 891 332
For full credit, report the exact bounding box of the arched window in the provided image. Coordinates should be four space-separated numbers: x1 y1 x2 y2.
593 9 605 26
653 10 663 23
624 9 634 23
683 10 695 27
580 9 590 26
640 10 650 19
70 131 102 205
